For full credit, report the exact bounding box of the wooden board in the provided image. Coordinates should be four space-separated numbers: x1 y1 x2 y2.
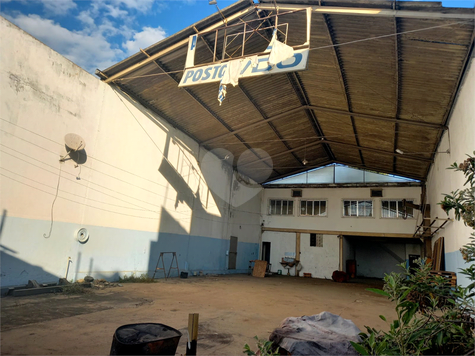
432 236 444 270
252 260 267 278
429 270 457 287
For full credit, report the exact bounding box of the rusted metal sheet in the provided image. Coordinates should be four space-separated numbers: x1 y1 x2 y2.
99 0 474 182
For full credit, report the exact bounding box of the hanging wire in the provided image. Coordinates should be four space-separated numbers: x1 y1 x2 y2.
113 20 472 82
43 163 62 238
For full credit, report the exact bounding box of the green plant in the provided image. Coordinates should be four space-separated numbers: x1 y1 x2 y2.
118 273 156 283
351 260 475 355
352 153 475 355
438 151 475 261
243 336 279 356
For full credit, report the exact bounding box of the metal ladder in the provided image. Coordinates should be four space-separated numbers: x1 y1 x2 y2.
152 252 180 280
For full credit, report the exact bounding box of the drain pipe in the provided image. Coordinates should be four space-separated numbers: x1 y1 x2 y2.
65 257 72 280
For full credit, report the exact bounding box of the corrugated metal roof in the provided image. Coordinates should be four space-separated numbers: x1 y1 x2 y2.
99 0 474 183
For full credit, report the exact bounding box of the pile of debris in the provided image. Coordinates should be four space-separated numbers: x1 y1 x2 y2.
76 276 123 290
6 276 122 297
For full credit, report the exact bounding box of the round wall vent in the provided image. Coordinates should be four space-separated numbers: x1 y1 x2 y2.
76 228 89 243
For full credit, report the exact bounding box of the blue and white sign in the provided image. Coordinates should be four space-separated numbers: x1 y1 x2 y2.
185 34 198 69
178 49 309 87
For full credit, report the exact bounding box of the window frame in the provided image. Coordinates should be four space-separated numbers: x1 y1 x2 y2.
381 199 416 219
299 199 328 217
310 233 323 247
342 199 374 218
268 198 295 216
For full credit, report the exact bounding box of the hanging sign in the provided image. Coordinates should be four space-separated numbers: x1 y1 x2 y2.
178 49 309 87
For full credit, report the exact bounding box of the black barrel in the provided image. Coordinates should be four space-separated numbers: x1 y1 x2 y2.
110 323 182 355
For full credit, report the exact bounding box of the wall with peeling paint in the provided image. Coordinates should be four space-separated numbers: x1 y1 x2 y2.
0 17 261 288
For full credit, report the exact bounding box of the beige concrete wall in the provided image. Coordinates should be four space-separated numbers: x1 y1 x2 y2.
261 186 422 234
425 57 475 286
261 185 422 278
0 17 261 287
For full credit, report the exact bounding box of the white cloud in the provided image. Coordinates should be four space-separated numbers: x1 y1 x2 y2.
123 26 167 55
6 14 123 72
41 0 77 16
77 10 95 28
114 0 155 12
103 3 128 18
2 0 169 74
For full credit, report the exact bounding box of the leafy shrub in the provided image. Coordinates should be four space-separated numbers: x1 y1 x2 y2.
243 336 279 356
352 152 475 355
352 260 474 355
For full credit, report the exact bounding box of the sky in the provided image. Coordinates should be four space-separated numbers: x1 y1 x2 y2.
1 0 473 75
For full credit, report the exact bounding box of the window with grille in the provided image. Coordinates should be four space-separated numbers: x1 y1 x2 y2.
343 200 373 217
310 233 323 247
382 200 414 218
269 199 294 215
300 200 327 216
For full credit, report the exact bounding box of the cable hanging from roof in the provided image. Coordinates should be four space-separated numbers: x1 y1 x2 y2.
112 19 472 82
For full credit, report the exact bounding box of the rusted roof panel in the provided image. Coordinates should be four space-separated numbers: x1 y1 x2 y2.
100 0 474 183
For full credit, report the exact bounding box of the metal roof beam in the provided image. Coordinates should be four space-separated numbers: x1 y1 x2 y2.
240 139 324 167
255 3 475 19
324 140 432 163
286 72 336 161
203 106 303 144
203 104 446 145
147 58 282 176
241 137 430 170
238 84 304 166
103 7 252 83
393 12 402 173
306 106 446 129
323 13 365 166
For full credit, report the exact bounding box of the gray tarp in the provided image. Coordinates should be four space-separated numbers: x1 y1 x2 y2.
269 312 362 355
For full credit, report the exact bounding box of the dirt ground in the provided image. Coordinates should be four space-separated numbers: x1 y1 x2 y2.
1 274 396 355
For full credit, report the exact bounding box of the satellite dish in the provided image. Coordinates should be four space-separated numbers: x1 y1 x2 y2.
64 133 86 151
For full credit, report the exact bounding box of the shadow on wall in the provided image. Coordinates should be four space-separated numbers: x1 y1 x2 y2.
148 205 232 278
0 210 63 290
149 131 234 277
150 131 260 276
0 251 60 293
0 88 258 287
0 209 7 238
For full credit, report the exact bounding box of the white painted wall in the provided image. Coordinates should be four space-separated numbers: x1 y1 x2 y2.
299 233 339 279
260 186 422 279
425 57 475 287
262 186 421 234
261 232 339 278
261 231 296 275
0 17 262 288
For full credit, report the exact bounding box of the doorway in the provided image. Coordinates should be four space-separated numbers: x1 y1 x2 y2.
228 236 238 269
262 242 271 264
